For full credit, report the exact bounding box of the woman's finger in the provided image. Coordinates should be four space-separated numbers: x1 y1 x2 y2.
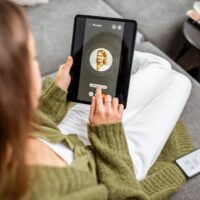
112 97 119 111
104 95 112 113
95 86 104 110
89 96 96 121
118 104 124 115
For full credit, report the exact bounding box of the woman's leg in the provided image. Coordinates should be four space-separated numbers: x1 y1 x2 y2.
123 70 192 180
124 51 173 120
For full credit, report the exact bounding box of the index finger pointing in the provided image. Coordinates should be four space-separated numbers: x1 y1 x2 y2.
95 86 103 108
89 96 96 122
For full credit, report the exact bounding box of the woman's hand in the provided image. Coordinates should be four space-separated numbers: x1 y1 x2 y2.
55 56 73 91
89 86 124 125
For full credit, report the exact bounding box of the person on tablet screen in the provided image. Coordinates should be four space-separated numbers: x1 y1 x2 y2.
96 49 109 71
0 1 194 200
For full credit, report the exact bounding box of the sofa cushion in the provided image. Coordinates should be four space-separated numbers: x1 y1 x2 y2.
26 0 144 76
105 0 195 58
12 0 49 6
136 41 200 200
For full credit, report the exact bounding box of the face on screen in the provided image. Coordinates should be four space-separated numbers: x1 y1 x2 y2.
89 48 113 72
78 18 125 102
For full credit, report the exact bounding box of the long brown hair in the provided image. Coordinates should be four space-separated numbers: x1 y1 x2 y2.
0 0 33 199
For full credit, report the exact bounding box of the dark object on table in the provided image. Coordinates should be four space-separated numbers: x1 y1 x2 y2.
184 18 200 50
176 18 200 81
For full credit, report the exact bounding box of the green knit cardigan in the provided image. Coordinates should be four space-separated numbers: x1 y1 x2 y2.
3 77 194 200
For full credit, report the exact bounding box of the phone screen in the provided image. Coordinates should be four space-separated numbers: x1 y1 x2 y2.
77 18 125 102
176 148 200 178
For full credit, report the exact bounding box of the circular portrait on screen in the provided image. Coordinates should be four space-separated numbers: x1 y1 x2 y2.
89 48 113 72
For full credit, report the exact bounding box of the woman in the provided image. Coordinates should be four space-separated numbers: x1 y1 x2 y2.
58 51 193 180
96 49 109 71
0 1 194 200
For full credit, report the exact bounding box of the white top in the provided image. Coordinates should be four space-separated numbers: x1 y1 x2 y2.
39 138 74 165
97 64 110 71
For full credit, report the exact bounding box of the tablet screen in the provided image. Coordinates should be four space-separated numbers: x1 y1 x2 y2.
78 18 124 101
68 15 137 108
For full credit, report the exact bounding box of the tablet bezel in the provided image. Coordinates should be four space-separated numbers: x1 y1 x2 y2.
67 14 137 108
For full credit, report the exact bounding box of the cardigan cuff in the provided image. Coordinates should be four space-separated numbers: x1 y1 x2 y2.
41 80 67 102
87 122 129 154
141 163 186 197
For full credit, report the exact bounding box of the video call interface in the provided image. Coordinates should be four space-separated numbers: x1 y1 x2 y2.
78 18 125 102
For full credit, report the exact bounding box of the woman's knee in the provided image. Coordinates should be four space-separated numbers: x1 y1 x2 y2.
133 51 172 73
172 71 192 94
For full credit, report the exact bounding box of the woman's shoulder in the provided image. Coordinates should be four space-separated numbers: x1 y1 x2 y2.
100 64 109 71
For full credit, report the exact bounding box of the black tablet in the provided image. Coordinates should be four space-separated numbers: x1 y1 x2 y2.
67 15 137 108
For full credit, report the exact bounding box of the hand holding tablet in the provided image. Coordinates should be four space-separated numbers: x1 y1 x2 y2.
55 56 73 91
67 15 137 108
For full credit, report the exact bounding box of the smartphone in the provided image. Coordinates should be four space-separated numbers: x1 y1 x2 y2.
175 148 200 178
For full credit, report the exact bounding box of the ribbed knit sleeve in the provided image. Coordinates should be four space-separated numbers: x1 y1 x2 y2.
87 121 192 200
39 77 71 124
87 122 148 200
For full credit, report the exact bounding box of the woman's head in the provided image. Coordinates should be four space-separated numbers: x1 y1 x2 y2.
96 49 107 66
0 0 41 199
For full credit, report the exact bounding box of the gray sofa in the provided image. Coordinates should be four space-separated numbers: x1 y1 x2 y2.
104 0 195 59
26 0 200 199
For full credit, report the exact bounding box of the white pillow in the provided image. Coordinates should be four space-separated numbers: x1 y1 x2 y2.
11 0 49 6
